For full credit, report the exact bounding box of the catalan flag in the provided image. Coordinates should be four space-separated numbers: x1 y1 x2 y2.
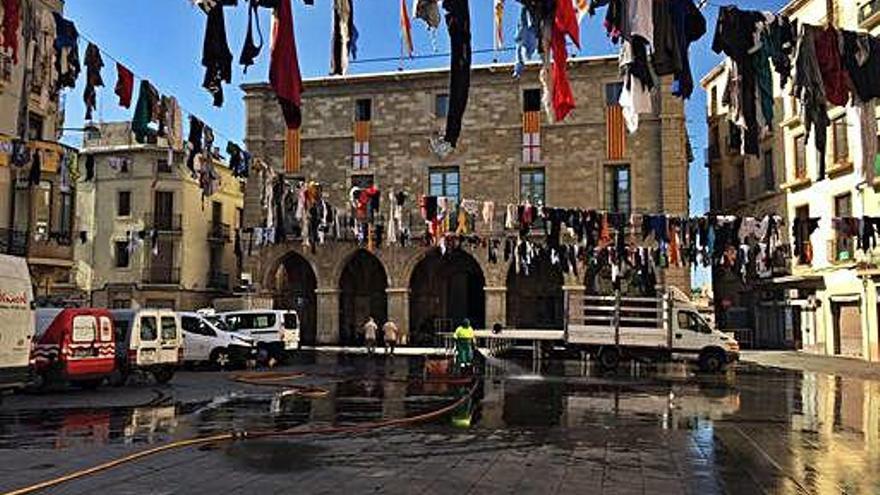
606 104 626 160
353 120 370 169
523 111 541 163
400 0 414 58
285 128 301 173
494 0 505 50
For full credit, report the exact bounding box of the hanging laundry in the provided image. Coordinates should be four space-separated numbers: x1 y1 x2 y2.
330 0 357 75
52 13 80 90
512 4 539 78
270 0 304 130
186 116 205 175
83 43 104 121
227 142 249 178
434 0 471 153
240 0 276 71
202 1 233 107
493 0 504 50
1 0 21 64
132 80 160 144
652 0 705 99
550 0 580 122
83 154 95 181
115 63 134 109
793 24 829 178
28 150 41 186
590 0 625 42
619 38 655 133
401 0 414 57
413 0 441 29
813 26 849 108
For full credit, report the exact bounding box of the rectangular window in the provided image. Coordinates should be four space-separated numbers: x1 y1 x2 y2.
435 93 449 118
763 149 775 192
33 181 51 242
161 316 177 341
58 192 73 239
140 316 158 341
710 86 718 117
711 173 723 210
520 169 546 206
118 191 132 217
834 193 853 262
709 125 720 159
354 98 372 122
794 134 807 180
115 240 130 268
795 205 810 265
157 159 172 173
604 165 631 213
523 88 542 112
604 83 623 106
429 167 460 202
832 117 849 165
27 113 44 141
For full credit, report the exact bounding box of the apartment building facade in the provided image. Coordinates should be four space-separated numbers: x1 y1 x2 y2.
704 0 880 361
241 57 692 345
0 0 82 303
76 123 244 310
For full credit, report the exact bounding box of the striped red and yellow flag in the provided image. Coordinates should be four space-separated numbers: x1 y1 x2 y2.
400 0 414 58
523 111 541 134
494 0 505 50
284 128 301 173
606 104 626 160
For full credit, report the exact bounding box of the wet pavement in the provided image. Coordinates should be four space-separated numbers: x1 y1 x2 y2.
0 353 878 494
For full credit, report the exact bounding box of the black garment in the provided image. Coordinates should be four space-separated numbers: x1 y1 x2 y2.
793 25 830 179
628 36 655 91
83 43 104 121
842 30 880 102
766 15 797 88
28 150 41 185
52 13 81 90
132 80 160 144
711 6 764 63
186 116 205 175
330 0 357 75
670 0 704 98
862 217 880 251
84 154 95 181
240 0 264 72
792 217 820 258
227 142 244 177
202 2 233 107
442 0 471 148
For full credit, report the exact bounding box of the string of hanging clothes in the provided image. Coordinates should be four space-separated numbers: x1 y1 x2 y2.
712 5 880 184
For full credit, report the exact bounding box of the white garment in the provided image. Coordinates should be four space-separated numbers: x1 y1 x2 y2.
505 204 517 230
482 201 495 232
852 99 878 183
619 75 654 133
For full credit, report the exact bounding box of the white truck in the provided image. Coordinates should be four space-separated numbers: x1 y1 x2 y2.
566 288 739 372
0 255 34 392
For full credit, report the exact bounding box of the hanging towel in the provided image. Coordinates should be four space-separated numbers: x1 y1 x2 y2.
270 0 304 129
83 43 104 120
115 63 134 108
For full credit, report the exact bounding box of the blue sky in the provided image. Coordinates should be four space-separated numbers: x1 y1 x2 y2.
60 0 789 286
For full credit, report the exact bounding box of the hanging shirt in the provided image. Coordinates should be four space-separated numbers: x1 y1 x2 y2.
330 0 357 75
132 80 160 144
513 5 539 78
270 0 304 129
83 43 104 120
202 2 233 107
52 13 80 90
551 0 579 121
813 26 850 108
115 63 134 109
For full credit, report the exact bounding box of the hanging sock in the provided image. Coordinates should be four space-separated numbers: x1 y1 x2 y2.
114 63 134 108
83 43 104 120
270 0 304 130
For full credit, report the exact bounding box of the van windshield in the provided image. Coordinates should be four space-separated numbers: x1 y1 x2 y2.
206 316 230 332
140 316 158 341
283 313 298 330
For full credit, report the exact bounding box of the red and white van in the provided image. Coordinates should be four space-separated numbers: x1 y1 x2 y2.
33 309 116 388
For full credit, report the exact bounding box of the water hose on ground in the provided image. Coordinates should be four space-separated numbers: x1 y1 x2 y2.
2 373 478 495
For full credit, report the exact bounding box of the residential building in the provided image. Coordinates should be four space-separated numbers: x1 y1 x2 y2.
702 0 880 362
0 0 82 303
76 122 244 310
240 56 692 345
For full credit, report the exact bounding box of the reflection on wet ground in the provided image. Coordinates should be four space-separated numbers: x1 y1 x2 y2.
0 353 879 494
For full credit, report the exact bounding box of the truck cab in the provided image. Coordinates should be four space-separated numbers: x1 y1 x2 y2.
671 305 740 372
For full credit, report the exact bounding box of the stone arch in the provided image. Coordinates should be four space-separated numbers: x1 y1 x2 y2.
271 251 319 345
409 249 486 346
338 249 389 345
260 245 322 294
506 255 565 329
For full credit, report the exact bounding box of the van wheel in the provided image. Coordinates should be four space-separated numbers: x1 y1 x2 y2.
153 368 175 384
598 347 621 370
210 348 231 370
699 349 726 373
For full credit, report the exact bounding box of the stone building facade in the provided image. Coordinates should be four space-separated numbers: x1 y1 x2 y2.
241 56 691 345
75 123 244 310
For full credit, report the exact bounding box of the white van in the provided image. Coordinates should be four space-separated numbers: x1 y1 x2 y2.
179 312 256 369
218 310 299 359
0 255 34 391
110 310 183 384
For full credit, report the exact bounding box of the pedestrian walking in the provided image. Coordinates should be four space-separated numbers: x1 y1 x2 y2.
453 318 476 371
363 317 378 355
383 320 399 356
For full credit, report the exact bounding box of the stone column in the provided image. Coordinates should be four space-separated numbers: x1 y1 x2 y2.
563 285 586 328
386 287 410 344
485 286 507 329
315 288 340 344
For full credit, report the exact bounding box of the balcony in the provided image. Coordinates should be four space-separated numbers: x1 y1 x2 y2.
828 239 856 265
0 229 73 262
860 0 880 28
207 271 230 290
143 266 181 285
207 222 231 243
144 213 183 234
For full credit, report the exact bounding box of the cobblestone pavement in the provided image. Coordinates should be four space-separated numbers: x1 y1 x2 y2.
0 353 878 494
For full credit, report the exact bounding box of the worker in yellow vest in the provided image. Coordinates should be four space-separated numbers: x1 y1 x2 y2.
453 319 475 370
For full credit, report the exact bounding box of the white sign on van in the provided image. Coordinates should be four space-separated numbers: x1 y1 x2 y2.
72 316 97 342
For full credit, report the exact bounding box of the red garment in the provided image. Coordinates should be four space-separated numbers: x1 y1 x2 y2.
551 0 580 122
115 63 134 108
814 26 850 107
1 0 21 63
270 0 303 130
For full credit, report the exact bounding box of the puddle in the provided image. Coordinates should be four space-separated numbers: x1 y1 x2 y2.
224 440 327 474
